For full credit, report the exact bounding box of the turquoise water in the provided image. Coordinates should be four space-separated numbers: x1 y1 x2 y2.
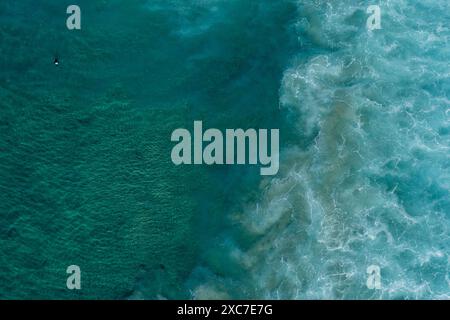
0 0 449 299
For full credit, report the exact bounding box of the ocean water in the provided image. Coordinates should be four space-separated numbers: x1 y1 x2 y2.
0 0 449 299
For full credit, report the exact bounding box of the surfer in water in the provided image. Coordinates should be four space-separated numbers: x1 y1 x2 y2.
54 57 59 66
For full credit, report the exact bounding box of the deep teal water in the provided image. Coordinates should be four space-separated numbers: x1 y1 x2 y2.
0 0 449 299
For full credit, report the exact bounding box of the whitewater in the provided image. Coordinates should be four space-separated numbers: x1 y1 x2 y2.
188 0 450 299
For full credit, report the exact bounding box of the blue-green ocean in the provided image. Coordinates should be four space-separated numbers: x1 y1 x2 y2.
0 0 449 299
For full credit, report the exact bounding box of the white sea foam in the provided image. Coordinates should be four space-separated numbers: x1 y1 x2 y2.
198 0 450 299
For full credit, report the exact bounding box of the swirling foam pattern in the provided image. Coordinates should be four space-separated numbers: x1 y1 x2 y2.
196 0 450 299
